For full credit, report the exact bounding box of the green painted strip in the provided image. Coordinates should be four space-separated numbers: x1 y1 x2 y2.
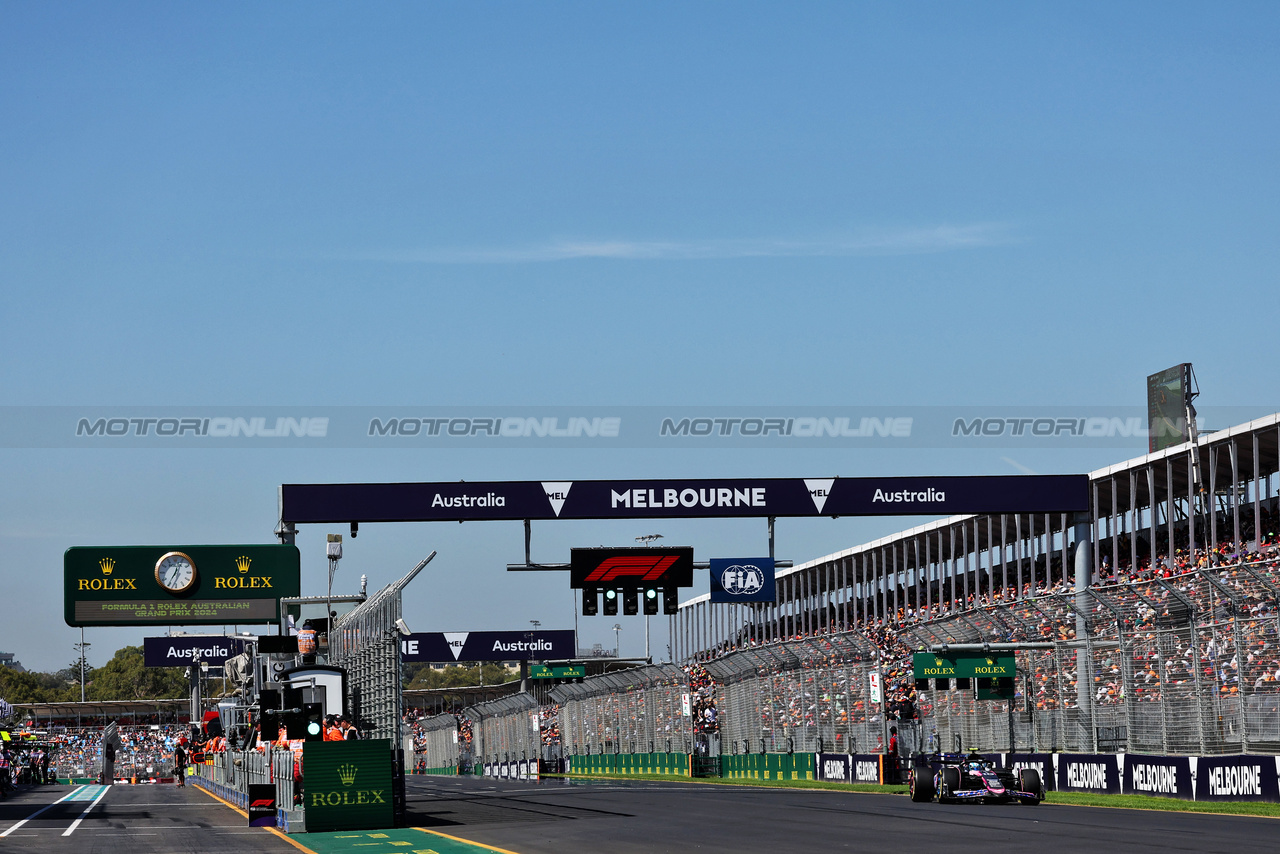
294 828 514 854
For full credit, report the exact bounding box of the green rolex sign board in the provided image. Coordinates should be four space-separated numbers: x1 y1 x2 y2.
912 652 1016 680
303 740 394 832
64 544 301 627
530 664 586 679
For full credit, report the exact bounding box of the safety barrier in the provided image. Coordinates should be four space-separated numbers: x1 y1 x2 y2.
188 747 299 829
566 752 690 776
719 753 814 781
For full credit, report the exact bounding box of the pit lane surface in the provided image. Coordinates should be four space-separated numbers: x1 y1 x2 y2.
2 775 1277 854
0 782 296 854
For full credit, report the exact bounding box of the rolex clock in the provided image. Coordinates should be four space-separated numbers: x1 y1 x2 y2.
155 551 198 594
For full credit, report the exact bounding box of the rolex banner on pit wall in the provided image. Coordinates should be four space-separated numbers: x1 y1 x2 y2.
302 740 394 832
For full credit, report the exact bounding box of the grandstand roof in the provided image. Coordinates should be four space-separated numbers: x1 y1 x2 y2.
14 699 189 723
679 410 1280 608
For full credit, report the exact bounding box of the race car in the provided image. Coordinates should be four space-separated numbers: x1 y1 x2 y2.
909 752 1044 805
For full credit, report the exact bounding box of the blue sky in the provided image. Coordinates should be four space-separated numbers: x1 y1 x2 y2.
2 3 1278 672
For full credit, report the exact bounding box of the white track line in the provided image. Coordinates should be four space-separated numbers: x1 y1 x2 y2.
0 785 86 837
62 785 111 836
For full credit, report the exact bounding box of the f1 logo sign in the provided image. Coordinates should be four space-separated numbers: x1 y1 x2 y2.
583 555 679 584
570 547 694 589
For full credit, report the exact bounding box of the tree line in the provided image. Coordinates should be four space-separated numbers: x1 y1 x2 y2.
0 649 518 705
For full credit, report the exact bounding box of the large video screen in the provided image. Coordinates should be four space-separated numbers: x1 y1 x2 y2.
1147 363 1190 453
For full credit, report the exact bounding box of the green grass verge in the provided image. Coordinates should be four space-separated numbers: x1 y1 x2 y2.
1045 790 1280 817
545 772 907 794
548 772 1280 817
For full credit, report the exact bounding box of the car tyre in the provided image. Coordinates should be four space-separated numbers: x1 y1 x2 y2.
909 766 934 803
940 767 960 803
1019 769 1042 804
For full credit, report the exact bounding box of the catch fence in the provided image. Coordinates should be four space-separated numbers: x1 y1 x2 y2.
413 714 462 772
687 557 1280 756
702 634 905 756
550 664 696 755
463 693 541 766
328 554 433 744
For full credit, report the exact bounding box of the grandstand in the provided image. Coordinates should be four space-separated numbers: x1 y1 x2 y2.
659 412 1280 756
409 413 1280 773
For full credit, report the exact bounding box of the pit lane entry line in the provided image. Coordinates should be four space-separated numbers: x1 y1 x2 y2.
61 784 111 836
0 785 86 837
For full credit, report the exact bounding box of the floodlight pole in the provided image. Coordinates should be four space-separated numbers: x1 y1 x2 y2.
326 534 343 658
75 629 90 710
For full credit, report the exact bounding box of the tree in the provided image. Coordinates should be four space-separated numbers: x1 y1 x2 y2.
87 646 187 701
405 663 515 690
0 667 66 704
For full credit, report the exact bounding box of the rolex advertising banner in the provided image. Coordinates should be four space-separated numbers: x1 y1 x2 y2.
64 544 301 627
709 558 775 603
303 740 394 832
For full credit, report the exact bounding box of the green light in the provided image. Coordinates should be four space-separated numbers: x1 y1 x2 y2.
605 590 616 599
307 721 322 736
645 588 656 599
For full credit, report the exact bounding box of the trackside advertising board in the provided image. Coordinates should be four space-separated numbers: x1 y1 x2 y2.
280 475 1088 523
1056 753 1121 794
400 630 576 662
143 636 245 667
1123 754 1191 800
1195 755 1280 802
302 740 394 832
64 545 300 627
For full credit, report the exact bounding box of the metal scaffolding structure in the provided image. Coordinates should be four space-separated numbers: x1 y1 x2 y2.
328 553 434 744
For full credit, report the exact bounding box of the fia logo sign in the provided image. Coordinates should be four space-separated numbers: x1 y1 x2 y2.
709 557 775 603
720 564 765 596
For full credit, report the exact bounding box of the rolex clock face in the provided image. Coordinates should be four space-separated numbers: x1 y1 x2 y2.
155 551 197 594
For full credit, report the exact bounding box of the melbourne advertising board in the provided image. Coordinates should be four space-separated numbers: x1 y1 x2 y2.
400 630 576 663
64 545 301 627
280 474 1088 523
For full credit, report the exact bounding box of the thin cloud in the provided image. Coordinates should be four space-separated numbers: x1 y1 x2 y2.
343 223 1014 264
1001 456 1040 475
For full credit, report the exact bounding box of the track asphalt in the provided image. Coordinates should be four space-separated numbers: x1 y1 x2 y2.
1 775 1275 854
